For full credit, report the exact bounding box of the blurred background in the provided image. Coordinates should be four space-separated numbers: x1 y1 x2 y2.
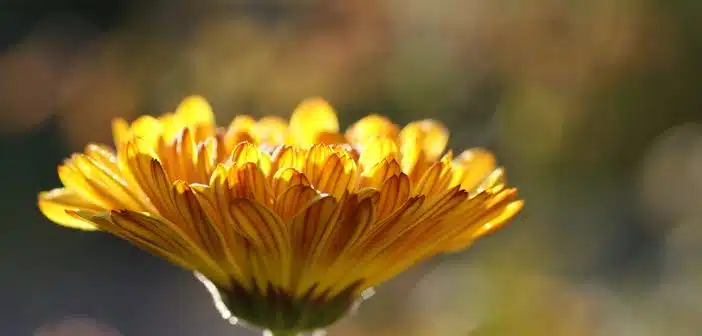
1 0 701 335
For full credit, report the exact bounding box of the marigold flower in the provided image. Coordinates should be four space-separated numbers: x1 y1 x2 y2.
38 96 523 335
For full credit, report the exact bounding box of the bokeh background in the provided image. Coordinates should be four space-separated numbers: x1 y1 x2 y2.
1 0 702 335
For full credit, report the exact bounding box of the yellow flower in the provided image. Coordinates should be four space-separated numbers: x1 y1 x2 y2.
38 96 523 335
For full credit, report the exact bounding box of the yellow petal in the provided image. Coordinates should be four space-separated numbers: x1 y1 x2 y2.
229 198 290 252
84 144 119 174
274 184 319 221
253 116 288 145
375 174 411 220
309 153 357 198
124 145 174 217
111 118 131 147
314 131 348 146
478 167 507 192
223 130 255 154
85 209 228 286
303 144 335 184
37 188 102 230
271 168 311 198
358 137 399 171
174 95 215 126
289 98 339 148
334 196 376 254
346 114 399 145
451 148 497 191
193 173 244 247
290 195 340 294
228 162 273 206
442 200 524 252
195 138 219 183
349 195 426 255
311 196 376 296
130 115 163 147
228 115 256 132
360 158 402 188
171 181 247 283
70 153 147 211
270 146 307 174
399 119 449 160
228 142 261 167
175 128 199 181
57 156 120 210
411 161 446 196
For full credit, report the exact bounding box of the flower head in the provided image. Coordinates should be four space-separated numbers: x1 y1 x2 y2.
38 96 523 334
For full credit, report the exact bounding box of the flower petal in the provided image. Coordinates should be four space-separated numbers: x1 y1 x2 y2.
228 198 291 288
358 137 398 171
37 188 102 230
289 98 339 148
270 146 308 174
228 142 261 167
375 174 411 220
58 153 148 211
271 168 311 198
399 119 449 160
75 209 230 286
346 114 399 145
360 158 402 188
174 95 215 127
442 200 524 252
310 153 357 198
274 184 319 221
451 148 497 191
228 162 274 206
289 195 340 294
253 116 288 145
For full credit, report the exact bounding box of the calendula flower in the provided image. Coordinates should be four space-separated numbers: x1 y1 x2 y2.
38 96 523 336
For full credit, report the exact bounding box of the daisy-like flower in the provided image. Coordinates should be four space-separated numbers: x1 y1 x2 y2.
38 96 523 336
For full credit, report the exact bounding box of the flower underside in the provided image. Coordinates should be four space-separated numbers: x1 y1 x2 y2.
38 96 523 332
